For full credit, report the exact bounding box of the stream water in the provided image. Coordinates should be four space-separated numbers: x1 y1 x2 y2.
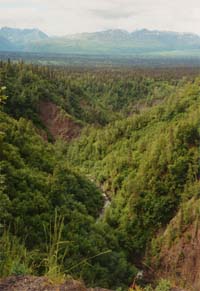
98 193 111 220
89 177 111 220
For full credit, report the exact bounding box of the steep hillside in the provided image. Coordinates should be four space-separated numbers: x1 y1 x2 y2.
1 62 200 290
1 63 144 290
0 107 135 289
66 77 200 283
1 62 178 129
38 101 82 141
150 195 200 290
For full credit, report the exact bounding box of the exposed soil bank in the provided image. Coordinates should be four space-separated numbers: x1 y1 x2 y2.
0 276 113 291
38 101 81 141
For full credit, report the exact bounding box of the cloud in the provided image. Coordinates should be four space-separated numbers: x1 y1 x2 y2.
0 0 200 35
0 7 44 28
90 8 137 20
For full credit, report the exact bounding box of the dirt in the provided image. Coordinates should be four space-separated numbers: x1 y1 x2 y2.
154 221 200 291
0 276 86 291
0 276 113 291
38 101 81 141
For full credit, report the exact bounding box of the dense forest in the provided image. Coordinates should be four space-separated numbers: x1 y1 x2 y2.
0 61 200 291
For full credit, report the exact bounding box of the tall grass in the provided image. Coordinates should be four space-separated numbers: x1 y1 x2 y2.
0 210 111 283
43 209 68 282
43 209 112 282
0 228 33 277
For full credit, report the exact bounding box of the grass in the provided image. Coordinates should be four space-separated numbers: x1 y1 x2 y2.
0 228 33 277
0 210 112 286
43 209 68 283
43 209 112 282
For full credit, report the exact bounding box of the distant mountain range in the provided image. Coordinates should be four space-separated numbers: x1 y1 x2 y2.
1 27 200 57
0 27 48 52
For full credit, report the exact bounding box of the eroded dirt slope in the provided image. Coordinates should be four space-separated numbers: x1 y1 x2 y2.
158 224 200 290
38 101 82 141
151 200 200 291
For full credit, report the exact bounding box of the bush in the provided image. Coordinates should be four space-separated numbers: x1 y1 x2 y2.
155 279 171 291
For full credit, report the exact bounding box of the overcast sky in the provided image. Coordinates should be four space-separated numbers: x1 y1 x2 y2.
0 0 200 36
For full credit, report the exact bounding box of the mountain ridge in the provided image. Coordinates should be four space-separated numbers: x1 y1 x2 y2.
1 27 200 56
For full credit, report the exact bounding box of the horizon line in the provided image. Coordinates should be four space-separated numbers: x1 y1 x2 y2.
0 26 199 38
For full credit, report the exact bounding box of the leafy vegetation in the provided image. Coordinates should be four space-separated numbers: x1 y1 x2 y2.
66 76 200 258
0 61 182 127
0 61 200 290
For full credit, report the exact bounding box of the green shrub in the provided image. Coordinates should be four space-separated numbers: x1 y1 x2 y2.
155 279 171 291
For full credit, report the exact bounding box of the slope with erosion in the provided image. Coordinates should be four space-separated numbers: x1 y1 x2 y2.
150 192 200 291
66 78 200 286
38 100 82 141
1 62 200 290
1 62 179 138
1 63 150 289
0 107 137 290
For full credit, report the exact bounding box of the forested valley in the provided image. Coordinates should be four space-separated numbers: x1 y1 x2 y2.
0 61 200 291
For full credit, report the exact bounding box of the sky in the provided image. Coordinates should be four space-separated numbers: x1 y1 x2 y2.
0 0 200 36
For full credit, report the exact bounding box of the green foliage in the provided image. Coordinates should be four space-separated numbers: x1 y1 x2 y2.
0 229 32 277
153 193 200 254
0 62 176 128
0 86 7 105
143 286 154 291
11 262 30 276
1 62 200 289
43 210 67 280
155 279 171 291
67 76 200 259
0 64 134 288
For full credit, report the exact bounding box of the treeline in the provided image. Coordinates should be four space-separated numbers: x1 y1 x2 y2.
0 61 195 128
3 51 200 68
